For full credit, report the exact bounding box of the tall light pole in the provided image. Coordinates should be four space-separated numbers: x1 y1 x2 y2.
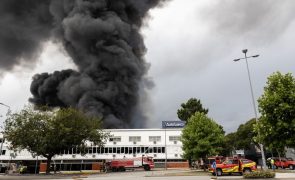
0 102 10 110
0 102 10 156
233 49 267 170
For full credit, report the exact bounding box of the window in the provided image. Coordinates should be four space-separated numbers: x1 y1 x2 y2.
128 147 132 154
73 147 77 154
149 136 161 142
109 136 121 142
169 136 180 141
69 148 73 154
88 147 93 154
129 136 141 142
224 160 233 165
242 159 252 164
148 147 153 153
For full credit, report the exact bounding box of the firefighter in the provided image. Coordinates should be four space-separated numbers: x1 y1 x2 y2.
266 158 271 169
270 158 275 171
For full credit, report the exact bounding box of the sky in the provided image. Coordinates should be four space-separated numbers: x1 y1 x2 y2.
0 0 295 133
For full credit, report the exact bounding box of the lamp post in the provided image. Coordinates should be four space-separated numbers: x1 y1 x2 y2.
0 102 10 156
233 49 267 170
0 103 10 110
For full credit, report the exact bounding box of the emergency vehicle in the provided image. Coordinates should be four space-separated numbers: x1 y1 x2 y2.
105 156 154 172
209 158 257 176
272 157 295 170
205 156 225 169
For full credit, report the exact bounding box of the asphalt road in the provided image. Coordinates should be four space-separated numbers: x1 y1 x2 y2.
0 170 294 180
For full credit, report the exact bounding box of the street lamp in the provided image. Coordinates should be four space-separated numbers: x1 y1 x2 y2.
233 49 267 170
0 103 10 108
0 102 10 156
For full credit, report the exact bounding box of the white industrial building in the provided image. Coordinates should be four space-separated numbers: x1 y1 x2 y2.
0 128 188 172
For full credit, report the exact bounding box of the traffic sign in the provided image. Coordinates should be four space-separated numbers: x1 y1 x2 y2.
212 161 216 169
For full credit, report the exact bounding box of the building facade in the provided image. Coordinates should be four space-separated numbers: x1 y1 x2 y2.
0 128 188 172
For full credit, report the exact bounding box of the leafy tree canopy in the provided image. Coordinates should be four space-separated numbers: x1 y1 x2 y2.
4 106 108 173
235 118 257 150
255 72 295 150
177 98 208 122
221 132 237 156
181 112 225 160
220 119 257 156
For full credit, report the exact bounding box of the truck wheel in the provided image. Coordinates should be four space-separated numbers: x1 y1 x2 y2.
112 167 117 172
144 165 151 171
216 169 222 176
119 166 125 172
243 168 251 174
289 165 294 170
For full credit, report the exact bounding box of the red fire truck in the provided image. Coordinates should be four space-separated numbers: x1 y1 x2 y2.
105 156 154 172
209 158 257 176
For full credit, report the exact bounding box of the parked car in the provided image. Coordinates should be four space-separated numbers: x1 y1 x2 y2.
271 157 295 170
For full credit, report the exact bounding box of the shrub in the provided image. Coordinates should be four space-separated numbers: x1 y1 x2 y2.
243 171 275 179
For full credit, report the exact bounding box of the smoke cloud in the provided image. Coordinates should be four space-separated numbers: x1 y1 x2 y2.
0 0 167 128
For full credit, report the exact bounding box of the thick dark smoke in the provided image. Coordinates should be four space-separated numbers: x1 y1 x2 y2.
0 0 167 128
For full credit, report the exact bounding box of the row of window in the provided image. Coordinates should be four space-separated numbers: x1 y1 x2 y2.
109 136 181 142
62 146 166 155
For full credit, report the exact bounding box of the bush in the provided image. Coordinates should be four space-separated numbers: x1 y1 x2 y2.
243 171 275 179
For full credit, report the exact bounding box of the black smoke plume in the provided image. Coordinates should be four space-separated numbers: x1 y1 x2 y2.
0 0 167 128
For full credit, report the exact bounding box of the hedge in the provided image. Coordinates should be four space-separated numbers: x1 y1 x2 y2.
243 171 275 179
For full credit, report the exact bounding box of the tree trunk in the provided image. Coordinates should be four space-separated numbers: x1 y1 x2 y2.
46 156 52 174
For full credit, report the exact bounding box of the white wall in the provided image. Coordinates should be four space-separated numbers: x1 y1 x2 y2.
0 128 184 161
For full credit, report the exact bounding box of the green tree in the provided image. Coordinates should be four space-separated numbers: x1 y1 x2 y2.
4 107 108 174
235 119 258 150
181 112 225 162
177 98 208 122
220 119 258 156
255 72 295 150
220 132 237 156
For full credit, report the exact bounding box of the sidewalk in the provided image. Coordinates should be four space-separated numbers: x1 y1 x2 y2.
275 173 295 179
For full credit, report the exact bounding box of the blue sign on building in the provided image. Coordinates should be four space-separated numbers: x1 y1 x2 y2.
162 121 185 128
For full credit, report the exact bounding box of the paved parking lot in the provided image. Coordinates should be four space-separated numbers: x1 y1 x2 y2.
0 169 295 180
